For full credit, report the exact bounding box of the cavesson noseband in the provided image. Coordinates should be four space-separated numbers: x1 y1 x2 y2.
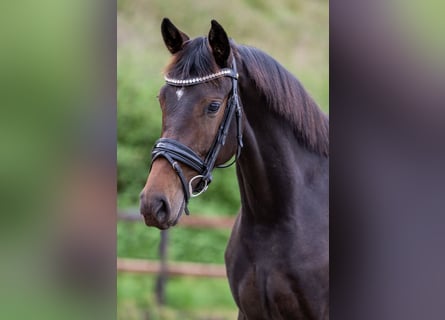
151 57 243 216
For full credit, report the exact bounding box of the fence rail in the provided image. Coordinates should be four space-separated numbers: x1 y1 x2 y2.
117 258 227 278
118 211 236 229
118 210 235 304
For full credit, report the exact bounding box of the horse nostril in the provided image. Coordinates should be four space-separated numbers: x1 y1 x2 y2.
154 196 170 224
140 192 171 227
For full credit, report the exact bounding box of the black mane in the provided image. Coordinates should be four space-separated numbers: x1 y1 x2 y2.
165 37 329 156
236 45 329 156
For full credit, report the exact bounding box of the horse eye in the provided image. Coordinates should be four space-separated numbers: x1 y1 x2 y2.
208 101 221 113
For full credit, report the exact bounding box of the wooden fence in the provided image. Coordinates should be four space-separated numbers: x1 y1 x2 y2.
117 211 235 304
117 211 235 229
117 258 227 278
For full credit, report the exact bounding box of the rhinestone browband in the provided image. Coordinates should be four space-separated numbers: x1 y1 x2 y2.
164 68 238 87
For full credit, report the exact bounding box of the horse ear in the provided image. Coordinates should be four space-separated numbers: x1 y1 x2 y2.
208 20 230 68
161 18 190 54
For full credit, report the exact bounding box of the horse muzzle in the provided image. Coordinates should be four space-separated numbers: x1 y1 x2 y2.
139 192 172 229
139 159 185 229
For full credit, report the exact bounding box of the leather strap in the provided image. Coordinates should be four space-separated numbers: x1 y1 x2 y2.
151 151 191 216
152 139 207 174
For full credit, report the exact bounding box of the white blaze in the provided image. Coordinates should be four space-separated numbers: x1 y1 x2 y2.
176 88 184 101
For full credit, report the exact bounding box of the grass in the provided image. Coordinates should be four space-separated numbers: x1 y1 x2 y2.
117 221 237 319
118 274 238 320
117 220 236 318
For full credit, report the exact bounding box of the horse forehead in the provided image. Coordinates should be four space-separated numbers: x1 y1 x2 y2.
166 85 208 103
175 88 184 100
163 89 199 117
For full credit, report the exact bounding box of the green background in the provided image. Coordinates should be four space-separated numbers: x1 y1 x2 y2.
118 0 328 318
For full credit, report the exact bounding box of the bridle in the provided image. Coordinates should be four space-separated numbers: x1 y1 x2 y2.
151 57 243 216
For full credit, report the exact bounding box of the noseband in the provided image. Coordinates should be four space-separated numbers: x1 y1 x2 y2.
151 58 243 216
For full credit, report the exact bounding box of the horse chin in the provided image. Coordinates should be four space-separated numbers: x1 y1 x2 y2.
142 213 169 230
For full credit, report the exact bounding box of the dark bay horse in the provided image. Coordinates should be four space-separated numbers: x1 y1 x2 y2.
140 18 329 319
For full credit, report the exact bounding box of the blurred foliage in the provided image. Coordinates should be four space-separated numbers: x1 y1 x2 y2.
0 2 115 319
391 0 445 65
118 0 327 317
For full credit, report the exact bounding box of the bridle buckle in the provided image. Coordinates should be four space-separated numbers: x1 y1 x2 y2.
189 175 209 198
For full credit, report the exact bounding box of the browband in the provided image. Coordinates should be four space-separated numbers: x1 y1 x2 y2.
165 68 238 86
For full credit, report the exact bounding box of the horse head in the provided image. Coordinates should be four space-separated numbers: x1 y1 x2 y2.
140 19 242 229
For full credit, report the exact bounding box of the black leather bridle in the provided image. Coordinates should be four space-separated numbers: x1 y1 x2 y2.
151 58 243 216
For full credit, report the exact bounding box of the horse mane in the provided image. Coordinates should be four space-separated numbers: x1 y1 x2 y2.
164 37 329 157
235 45 329 157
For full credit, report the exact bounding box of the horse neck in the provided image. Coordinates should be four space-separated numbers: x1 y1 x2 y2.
235 80 328 223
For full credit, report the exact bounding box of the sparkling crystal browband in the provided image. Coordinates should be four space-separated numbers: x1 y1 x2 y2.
164 68 238 87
